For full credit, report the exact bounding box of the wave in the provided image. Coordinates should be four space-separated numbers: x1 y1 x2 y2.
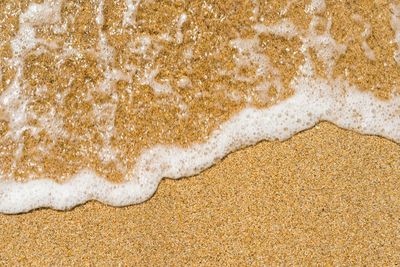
0 0 399 213
1 80 398 213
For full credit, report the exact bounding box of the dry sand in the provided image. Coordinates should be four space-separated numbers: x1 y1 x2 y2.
1 122 399 265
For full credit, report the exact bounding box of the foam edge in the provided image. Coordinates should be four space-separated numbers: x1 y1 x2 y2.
0 77 399 214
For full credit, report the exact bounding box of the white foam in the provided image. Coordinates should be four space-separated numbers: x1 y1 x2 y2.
229 36 282 98
391 3 400 63
123 0 141 26
307 0 326 14
141 68 173 94
1 73 398 213
20 0 61 26
3 0 63 141
262 19 299 39
0 1 399 213
177 76 192 87
12 0 62 56
176 13 187 44
351 14 376 61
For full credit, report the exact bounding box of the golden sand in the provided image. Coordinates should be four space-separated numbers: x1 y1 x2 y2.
1 122 399 265
1 0 400 264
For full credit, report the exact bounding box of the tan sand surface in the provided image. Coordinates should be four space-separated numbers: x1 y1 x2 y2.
1 122 399 265
1 1 400 264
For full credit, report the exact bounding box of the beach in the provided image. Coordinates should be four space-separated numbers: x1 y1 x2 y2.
1 122 399 265
1 0 400 264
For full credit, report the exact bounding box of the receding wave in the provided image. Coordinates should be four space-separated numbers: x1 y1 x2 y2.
0 0 399 213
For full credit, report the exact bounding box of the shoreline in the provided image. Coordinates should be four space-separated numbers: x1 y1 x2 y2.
2 76 398 214
1 0 400 264
1 122 399 265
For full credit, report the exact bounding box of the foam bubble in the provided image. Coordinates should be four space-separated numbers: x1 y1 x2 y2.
123 0 141 26
391 3 400 63
176 13 187 44
1 74 398 213
307 0 326 14
0 0 399 213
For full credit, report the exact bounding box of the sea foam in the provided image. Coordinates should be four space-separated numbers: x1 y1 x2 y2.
0 0 399 213
1 77 398 213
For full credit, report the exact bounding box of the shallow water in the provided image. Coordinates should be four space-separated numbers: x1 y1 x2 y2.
0 0 399 213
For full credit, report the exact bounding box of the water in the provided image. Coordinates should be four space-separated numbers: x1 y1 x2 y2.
0 0 399 213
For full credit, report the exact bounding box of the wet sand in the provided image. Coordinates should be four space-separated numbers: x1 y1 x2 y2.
1 122 399 265
1 0 400 265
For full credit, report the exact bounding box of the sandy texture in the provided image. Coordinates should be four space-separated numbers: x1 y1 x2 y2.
1 0 400 265
1 0 399 183
1 122 399 265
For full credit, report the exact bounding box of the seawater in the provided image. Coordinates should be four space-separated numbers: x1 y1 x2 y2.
0 0 399 213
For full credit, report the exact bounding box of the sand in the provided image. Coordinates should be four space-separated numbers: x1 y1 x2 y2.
1 122 399 265
1 0 399 184
1 0 400 265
